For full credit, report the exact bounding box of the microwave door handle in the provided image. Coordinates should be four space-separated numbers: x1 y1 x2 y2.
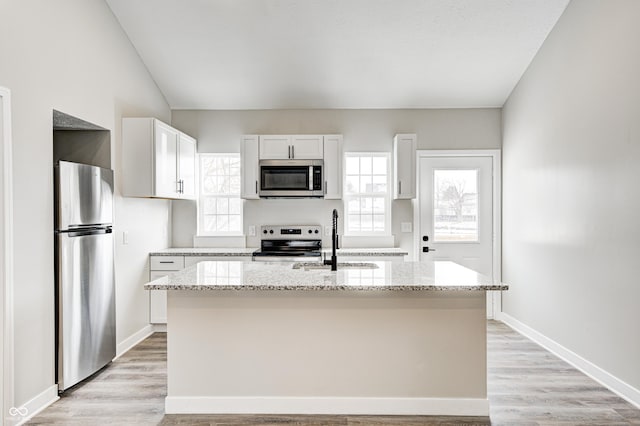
309 166 313 190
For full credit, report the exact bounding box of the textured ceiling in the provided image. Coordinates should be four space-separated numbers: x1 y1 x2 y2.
106 0 569 109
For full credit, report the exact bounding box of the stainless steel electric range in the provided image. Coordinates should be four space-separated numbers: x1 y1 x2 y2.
252 225 322 262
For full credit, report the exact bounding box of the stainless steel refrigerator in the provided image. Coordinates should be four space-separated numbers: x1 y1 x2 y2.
55 161 116 392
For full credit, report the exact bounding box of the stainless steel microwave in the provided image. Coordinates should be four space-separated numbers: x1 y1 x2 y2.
259 159 324 198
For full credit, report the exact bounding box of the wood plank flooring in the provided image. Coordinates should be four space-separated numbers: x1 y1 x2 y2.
27 320 640 425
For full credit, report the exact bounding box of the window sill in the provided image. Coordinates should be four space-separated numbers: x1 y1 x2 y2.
193 235 246 248
340 235 395 248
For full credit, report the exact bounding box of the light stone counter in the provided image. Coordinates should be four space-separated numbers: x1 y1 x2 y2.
159 260 507 416
149 247 407 257
149 247 255 256
144 260 508 292
320 247 408 257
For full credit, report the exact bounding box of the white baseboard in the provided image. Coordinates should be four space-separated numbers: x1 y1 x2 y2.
114 324 154 360
13 384 58 426
498 312 640 409
151 323 167 332
165 396 489 416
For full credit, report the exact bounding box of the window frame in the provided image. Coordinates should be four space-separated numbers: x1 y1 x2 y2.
197 153 243 237
343 152 392 236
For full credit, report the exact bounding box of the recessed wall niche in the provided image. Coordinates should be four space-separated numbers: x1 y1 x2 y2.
53 110 111 169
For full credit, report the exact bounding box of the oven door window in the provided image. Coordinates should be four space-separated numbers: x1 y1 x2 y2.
261 167 309 190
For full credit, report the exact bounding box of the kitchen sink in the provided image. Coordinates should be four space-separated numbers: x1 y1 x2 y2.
292 262 379 270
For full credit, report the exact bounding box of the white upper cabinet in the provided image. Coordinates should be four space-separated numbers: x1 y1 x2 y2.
244 134 342 199
240 135 259 199
178 132 196 198
122 117 197 200
153 121 179 198
258 135 291 159
323 135 342 199
291 135 324 159
393 134 417 199
259 135 323 160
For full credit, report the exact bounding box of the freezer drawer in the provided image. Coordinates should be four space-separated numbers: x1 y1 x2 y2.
57 230 116 391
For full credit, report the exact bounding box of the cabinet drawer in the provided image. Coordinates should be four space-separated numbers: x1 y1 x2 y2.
150 256 184 270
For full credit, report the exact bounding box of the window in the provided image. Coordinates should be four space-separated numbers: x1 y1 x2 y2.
433 169 479 242
198 154 242 235
344 153 390 235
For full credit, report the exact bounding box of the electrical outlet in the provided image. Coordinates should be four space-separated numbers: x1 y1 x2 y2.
401 222 412 233
123 230 129 245
324 225 332 236
248 225 256 236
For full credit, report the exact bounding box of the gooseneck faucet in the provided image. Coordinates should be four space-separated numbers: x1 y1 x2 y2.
324 209 339 271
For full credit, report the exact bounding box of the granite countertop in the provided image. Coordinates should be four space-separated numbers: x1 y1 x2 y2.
149 247 408 257
320 247 407 256
149 248 256 256
144 260 508 292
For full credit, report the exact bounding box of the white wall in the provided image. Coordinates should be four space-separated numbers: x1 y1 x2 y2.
502 0 640 392
0 0 171 406
171 109 501 258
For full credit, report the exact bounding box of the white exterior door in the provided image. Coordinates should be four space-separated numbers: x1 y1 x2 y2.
419 155 495 315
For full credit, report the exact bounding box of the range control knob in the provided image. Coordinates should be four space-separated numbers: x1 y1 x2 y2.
269 230 274 234
263 230 268 234
308 230 313 234
314 229 319 234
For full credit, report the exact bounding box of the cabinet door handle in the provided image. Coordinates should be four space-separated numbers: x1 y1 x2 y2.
398 181 402 195
288 146 291 159
255 180 258 194
291 145 295 158
324 181 327 194
159 261 175 264
180 179 184 193
176 180 181 193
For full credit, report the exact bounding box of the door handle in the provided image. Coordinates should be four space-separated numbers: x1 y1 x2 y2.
255 180 258 194
292 145 295 158
324 181 327 194
180 179 184 193
176 180 181 193
422 247 436 253
398 181 402 195
288 145 291 159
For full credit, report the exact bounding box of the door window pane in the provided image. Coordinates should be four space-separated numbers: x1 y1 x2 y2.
433 169 478 242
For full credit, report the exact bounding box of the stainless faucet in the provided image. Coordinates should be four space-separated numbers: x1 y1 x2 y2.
324 209 339 271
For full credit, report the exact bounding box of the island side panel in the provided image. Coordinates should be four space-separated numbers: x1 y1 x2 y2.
166 290 487 415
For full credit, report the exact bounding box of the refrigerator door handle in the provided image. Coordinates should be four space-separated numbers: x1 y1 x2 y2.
66 227 112 237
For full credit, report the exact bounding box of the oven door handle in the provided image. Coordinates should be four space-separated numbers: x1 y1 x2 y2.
309 166 313 190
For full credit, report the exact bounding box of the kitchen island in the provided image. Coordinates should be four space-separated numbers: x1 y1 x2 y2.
145 260 507 416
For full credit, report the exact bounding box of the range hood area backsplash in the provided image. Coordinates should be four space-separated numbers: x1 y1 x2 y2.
170 197 415 255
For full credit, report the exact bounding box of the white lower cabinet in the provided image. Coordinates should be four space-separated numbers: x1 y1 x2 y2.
149 271 169 324
149 255 250 324
149 256 184 324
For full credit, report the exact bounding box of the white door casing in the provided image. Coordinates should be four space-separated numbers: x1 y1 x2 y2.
1 86 16 424
414 150 502 318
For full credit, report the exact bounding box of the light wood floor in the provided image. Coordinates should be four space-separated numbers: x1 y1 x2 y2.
27 320 640 425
